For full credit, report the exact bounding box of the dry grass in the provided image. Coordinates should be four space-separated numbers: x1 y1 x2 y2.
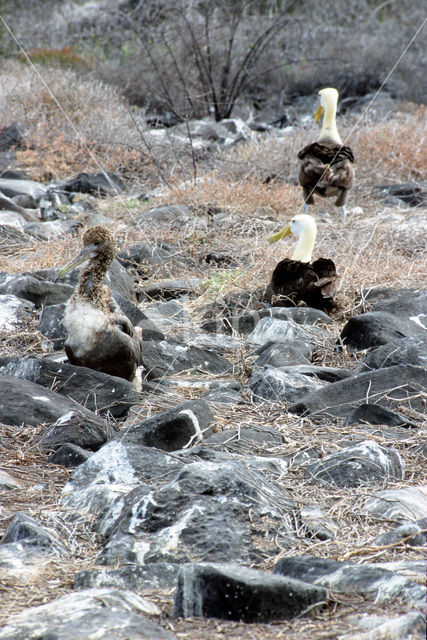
0 62 426 639
3 59 426 191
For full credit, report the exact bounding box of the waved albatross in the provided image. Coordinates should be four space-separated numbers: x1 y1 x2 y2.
267 213 338 313
298 87 354 220
57 226 142 381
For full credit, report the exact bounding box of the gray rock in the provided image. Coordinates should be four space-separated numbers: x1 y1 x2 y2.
137 205 192 228
261 306 332 325
367 287 427 323
344 403 419 428
0 210 26 229
0 294 33 330
357 335 427 371
0 193 38 221
0 356 142 418
250 366 324 403
373 182 427 207
340 311 423 352
74 563 179 592
204 424 283 447
307 440 404 488
0 122 26 151
0 177 46 200
61 441 185 521
363 486 427 523
189 333 246 352
97 459 295 566
117 242 194 279
0 376 100 428
300 505 338 541
142 300 192 332
0 588 172 640
0 512 66 556
138 277 202 300
172 117 250 145
249 317 322 347
122 399 214 451
23 219 82 241
173 562 328 622
201 387 243 404
60 171 125 196
274 555 425 605
0 469 23 490
375 517 427 548
0 273 73 307
38 302 67 349
278 364 352 383
140 339 231 379
340 611 425 640
41 409 118 452
201 305 331 335
255 341 312 367
289 365 426 418
46 443 92 468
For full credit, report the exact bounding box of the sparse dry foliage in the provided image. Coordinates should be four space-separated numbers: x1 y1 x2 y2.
0 18 426 640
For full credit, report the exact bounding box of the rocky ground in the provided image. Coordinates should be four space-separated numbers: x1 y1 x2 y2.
0 98 426 640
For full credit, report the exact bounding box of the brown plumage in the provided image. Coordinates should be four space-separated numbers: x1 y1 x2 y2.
299 88 354 219
267 214 339 314
57 227 142 382
268 257 338 313
298 142 354 208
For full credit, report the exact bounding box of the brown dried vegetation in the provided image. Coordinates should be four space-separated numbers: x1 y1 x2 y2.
0 61 426 639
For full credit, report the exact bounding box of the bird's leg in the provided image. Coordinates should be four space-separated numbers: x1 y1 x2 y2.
341 205 347 221
302 203 308 213
303 187 314 203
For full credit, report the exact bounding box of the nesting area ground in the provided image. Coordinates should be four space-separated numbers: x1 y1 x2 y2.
0 85 426 640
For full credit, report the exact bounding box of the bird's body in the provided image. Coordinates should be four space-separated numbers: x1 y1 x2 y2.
299 88 354 220
267 214 338 313
57 227 142 381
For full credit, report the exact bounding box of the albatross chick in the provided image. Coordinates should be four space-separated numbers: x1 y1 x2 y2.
57 226 142 381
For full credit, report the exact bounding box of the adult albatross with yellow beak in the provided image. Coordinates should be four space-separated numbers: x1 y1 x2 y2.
57 226 142 381
298 87 354 220
267 213 338 313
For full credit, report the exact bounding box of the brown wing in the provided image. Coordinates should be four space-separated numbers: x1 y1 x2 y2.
268 258 338 313
298 142 354 198
298 142 354 164
269 259 318 304
311 258 339 299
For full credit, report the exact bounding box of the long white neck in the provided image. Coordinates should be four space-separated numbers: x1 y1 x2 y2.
319 96 342 145
292 225 316 262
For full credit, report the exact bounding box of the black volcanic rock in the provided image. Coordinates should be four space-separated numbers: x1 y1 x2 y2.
0 356 142 418
0 376 100 428
340 311 423 351
357 335 427 371
288 365 426 418
121 399 214 451
344 403 419 428
173 562 328 622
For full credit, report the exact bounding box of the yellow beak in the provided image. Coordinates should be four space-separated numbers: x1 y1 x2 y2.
314 104 324 123
268 224 292 245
